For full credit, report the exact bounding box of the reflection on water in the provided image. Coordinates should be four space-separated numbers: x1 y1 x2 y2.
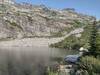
0 47 77 75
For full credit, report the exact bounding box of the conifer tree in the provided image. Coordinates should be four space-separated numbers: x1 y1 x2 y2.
89 20 98 57
96 27 100 57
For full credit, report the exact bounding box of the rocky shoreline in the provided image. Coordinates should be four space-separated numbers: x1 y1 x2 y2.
0 37 62 48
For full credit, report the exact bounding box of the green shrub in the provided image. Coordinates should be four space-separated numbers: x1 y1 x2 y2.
73 20 86 28
50 35 82 50
80 56 100 75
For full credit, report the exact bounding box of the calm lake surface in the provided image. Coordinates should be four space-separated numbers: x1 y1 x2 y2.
0 46 77 75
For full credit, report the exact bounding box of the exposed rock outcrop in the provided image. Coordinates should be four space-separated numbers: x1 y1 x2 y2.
0 2 96 39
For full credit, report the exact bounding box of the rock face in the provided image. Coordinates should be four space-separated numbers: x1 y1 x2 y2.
0 0 14 4
0 3 95 39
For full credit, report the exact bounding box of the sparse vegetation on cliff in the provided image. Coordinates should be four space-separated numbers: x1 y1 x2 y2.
50 22 92 50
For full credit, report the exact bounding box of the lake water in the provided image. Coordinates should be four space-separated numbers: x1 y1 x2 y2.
0 46 77 75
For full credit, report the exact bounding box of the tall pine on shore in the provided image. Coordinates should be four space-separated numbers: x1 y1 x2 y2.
96 24 100 57
88 19 100 57
89 20 97 56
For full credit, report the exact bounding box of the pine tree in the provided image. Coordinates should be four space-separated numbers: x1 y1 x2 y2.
96 28 100 57
89 20 98 57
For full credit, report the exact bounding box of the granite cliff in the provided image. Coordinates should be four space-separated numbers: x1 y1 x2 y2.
0 2 95 40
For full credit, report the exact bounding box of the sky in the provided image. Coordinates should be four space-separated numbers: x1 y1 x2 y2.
15 0 100 20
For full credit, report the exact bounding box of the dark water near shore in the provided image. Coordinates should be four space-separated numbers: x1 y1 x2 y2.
0 47 77 75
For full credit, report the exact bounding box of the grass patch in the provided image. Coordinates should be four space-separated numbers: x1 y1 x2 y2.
50 31 64 37
0 37 14 41
5 20 23 30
